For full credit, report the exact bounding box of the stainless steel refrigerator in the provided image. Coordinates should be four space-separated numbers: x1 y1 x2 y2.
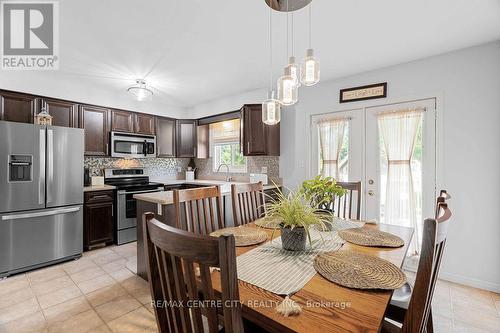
0 121 84 277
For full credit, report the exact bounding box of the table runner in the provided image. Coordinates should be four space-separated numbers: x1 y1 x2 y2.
236 219 364 295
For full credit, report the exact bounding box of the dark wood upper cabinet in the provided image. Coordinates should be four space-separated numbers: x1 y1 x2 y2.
111 109 134 133
39 98 79 128
241 104 280 156
135 113 155 135
176 120 197 158
79 105 110 156
0 91 37 123
156 117 176 157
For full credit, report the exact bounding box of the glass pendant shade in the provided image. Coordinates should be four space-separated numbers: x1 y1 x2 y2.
277 67 298 106
286 56 301 87
128 79 153 101
262 91 281 125
301 48 320 86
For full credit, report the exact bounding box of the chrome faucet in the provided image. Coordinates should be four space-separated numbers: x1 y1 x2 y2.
216 163 232 182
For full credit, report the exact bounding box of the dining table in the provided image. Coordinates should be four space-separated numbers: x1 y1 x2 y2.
210 221 414 333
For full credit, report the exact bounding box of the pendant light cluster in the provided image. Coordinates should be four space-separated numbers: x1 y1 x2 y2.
262 0 320 125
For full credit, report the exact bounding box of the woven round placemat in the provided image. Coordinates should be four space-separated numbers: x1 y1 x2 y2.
254 216 282 229
210 227 268 247
338 228 404 247
314 250 406 290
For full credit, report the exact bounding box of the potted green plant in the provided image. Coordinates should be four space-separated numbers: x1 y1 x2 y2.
266 188 330 251
300 176 347 212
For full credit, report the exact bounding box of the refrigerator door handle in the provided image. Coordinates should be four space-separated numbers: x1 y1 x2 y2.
1 206 81 220
46 129 54 204
39 129 46 205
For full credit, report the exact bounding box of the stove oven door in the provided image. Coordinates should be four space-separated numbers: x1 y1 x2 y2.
116 188 163 244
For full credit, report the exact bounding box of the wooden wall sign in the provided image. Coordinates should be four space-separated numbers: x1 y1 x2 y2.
339 82 387 103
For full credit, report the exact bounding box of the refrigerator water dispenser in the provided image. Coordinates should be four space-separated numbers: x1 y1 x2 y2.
8 155 32 182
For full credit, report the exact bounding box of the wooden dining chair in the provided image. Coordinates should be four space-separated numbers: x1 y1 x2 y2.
142 212 244 333
382 191 452 333
173 186 225 235
333 181 362 220
231 182 265 226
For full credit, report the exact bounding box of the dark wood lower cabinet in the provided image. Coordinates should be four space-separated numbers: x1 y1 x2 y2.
84 191 115 250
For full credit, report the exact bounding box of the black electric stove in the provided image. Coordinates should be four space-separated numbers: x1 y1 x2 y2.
104 168 161 191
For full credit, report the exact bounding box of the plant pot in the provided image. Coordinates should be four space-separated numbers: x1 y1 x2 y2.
280 226 307 251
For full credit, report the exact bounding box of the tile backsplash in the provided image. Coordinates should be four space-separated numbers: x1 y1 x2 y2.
84 157 190 177
194 156 279 179
84 156 280 180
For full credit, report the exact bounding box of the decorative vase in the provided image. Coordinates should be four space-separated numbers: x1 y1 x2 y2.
280 226 307 251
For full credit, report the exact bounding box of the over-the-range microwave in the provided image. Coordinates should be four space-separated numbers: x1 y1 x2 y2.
111 131 156 158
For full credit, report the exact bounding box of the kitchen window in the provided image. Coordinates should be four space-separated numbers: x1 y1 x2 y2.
210 119 247 173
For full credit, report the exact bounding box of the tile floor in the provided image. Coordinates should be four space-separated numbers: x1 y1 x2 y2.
0 242 499 333
0 242 156 333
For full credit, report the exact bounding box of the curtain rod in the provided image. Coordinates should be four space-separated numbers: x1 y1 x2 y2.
377 107 426 117
315 116 352 124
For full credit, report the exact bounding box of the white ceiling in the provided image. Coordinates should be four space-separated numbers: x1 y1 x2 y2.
2 0 500 111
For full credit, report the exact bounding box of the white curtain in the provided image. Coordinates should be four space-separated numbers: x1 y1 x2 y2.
318 118 348 179
378 109 423 254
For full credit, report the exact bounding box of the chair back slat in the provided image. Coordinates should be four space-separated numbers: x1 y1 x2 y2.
174 187 225 235
402 191 452 333
333 181 362 220
143 213 243 333
231 182 265 226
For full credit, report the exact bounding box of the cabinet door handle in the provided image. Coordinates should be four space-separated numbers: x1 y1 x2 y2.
247 141 250 152
91 195 110 200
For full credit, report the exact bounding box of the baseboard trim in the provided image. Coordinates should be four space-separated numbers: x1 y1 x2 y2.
439 271 500 293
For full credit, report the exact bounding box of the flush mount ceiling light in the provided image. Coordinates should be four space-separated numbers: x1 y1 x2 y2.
127 79 153 101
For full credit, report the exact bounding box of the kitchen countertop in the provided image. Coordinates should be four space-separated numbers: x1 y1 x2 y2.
83 184 116 192
134 179 281 205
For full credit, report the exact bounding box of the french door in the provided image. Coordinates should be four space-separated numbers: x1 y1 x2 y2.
311 99 437 253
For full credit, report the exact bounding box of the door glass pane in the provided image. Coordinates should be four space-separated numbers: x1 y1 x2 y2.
379 115 423 252
317 122 349 181
338 125 349 181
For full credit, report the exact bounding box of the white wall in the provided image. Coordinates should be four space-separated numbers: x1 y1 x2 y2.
189 88 267 118
187 41 500 292
0 72 188 118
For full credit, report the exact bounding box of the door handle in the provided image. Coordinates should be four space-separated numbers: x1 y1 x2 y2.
2 206 81 220
39 129 46 205
47 129 54 204
118 188 164 195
